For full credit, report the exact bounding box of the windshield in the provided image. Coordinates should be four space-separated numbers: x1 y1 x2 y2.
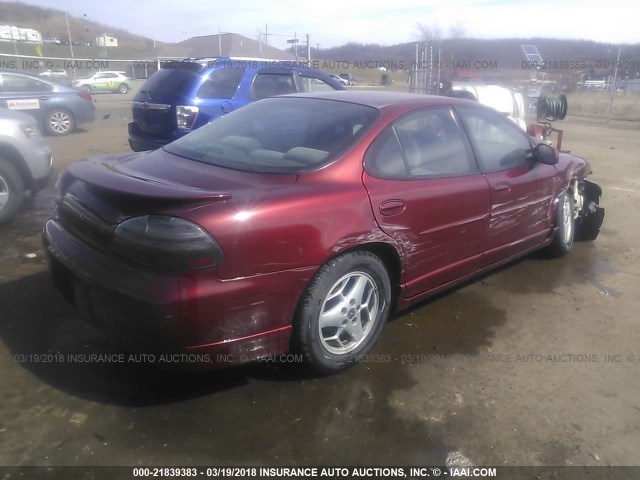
164 97 379 174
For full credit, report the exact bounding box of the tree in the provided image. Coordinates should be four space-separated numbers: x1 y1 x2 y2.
415 23 442 42
448 20 465 39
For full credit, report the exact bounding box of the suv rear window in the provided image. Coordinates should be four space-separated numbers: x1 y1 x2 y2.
164 97 379 174
139 69 199 97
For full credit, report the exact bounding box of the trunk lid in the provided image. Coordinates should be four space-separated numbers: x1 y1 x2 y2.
60 149 297 231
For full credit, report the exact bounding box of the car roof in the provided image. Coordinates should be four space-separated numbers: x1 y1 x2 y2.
282 90 472 110
0 69 76 90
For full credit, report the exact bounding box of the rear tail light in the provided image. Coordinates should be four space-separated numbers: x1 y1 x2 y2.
176 105 199 129
112 215 223 271
77 90 92 101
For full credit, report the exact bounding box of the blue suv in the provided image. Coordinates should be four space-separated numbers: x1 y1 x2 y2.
128 57 345 151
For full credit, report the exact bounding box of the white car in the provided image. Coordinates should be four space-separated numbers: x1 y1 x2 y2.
330 74 349 86
73 71 131 94
40 69 67 79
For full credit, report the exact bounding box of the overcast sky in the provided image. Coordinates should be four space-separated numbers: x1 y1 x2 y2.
18 0 640 49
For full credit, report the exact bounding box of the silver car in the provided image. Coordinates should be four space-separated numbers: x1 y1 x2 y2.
0 108 53 223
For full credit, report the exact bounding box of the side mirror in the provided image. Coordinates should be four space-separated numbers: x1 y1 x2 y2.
535 143 558 165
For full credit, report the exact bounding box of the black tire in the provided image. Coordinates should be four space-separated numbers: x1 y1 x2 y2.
0 158 25 224
293 251 391 374
117 83 129 94
547 191 575 257
44 109 75 136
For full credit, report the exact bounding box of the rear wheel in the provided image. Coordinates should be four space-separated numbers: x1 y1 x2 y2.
294 251 391 373
547 191 575 257
45 109 75 136
0 159 25 224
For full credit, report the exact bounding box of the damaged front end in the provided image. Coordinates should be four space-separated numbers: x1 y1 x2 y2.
574 179 605 241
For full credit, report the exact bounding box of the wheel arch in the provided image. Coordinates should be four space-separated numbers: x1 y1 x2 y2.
0 142 32 189
324 241 403 306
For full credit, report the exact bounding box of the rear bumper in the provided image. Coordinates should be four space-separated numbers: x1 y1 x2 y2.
128 122 187 152
74 102 96 126
43 218 314 368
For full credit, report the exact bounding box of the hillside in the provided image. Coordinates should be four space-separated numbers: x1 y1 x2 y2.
0 1 159 52
315 38 640 77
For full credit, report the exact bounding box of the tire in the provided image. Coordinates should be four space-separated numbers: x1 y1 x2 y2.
45 109 75 136
547 191 575 257
0 159 25 224
117 83 129 94
293 251 391 374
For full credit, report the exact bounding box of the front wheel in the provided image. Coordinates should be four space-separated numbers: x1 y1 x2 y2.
117 83 129 94
0 159 25 224
293 251 391 373
547 191 575 257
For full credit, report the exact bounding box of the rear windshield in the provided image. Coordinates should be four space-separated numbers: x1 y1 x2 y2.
164 97 379 174
139 69 199 97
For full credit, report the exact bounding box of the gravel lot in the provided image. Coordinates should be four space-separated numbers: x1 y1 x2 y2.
0 92 639 468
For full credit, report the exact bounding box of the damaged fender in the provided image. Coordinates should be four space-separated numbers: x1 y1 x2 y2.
575 179 605 241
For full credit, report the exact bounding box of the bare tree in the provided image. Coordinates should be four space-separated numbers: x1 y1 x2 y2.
448 20 465 39
415 23 442 42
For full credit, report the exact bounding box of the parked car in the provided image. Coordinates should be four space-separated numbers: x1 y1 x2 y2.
72 71 131 94
127 57 345 152
44 92 604 373
0 70 95 136
339 73 356 85
330 74 349 86
0 108 53 223
40 69 67 79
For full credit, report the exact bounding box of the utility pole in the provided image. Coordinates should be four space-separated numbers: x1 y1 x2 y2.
257 28 262 54
218 27 222 56
65 13 76 79
436 41 441 95
265 24 268 45
607 46 622 124
306 34 310 64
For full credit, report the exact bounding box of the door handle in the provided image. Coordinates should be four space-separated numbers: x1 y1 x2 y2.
379 199 406 216
494 182 511 193
39 97 50 101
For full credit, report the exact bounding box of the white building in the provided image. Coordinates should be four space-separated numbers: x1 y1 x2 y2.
0 25 42 43
95 34 118 47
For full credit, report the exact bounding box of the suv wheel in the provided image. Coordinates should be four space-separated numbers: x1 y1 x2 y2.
45 109 75 136
0 159 25 224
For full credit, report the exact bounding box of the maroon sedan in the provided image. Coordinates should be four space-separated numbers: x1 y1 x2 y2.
44 91 604 373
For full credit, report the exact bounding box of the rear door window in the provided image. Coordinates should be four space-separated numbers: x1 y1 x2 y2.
250 73 297 100
297 74 336 92
366 107 476 179
197 68 245 99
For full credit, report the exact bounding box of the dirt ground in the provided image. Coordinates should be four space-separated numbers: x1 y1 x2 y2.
0 93 639 469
